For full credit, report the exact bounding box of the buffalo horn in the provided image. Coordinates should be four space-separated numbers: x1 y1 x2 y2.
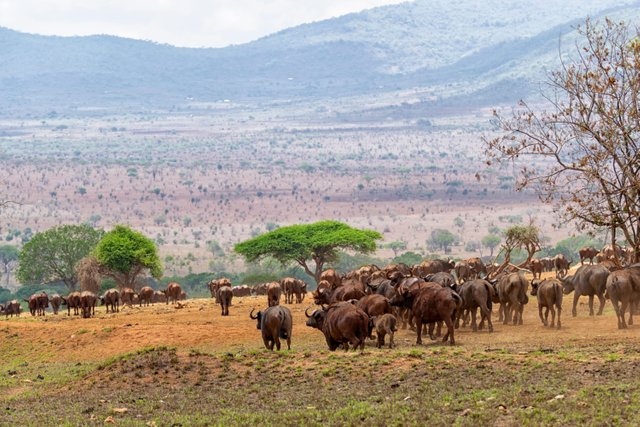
249 308 258 319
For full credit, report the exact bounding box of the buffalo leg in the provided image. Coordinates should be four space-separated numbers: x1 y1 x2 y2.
471 308 478 332
538 304 546 326
596 294 605 315
443 313 455 345
549 306 555 328
572 293 580 317
415 318 423 345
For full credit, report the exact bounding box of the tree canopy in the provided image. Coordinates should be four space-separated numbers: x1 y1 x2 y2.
491 223 541 277
234 220 382 283
0 245 19 288
93 225 162 290
16 224 104 290
427 229 456 253
485 18 640 263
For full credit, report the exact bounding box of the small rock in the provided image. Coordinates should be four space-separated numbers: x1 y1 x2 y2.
104 416 115 424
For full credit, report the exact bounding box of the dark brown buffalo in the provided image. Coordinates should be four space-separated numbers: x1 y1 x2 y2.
598 260 621 272
0 300 21 318
253 283 269 296
251 305 293 350
232 285 252 297
101 289 120 313
455 279 494 332
466 257 487 279
356 294 392 337
266 282 282 307
62 292 81 316
605 268 640 329
138 286 155 306
218 286 233 316
541 257 555 272
79 291 97 318
305 303 369 351
319 269 342 289
561 264 609 317
120 288 137 306
412 259 455 277
49 294 62 315
24 295 38 316
163 282 182 305
579 247 599 265
425 272 457 289
531 278 563 329
493 272 529 325
528 258 544 280
208 278 232 302
152 290 167 304
280 277 297 304
454 261 472 284
371 314 397 348
554 254 571 278
389 284 461 345
313 285 365 305
366 278 396 300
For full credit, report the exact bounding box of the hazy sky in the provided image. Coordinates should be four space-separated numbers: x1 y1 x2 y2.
0 0 406 47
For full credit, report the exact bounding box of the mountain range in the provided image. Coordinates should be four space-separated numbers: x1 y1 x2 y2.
0 0 638 117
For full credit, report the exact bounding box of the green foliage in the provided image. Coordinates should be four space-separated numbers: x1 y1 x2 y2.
383 240 407 256
481 234 501 253
234 220 382 282
327 251 384 274
391 251 423 266
0 245 19 266
94 225 162 282
540 234 604 261
427 229 456 253
16 224 104 290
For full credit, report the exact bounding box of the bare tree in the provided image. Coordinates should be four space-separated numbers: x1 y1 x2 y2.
485 18 640 263
490 223 541 278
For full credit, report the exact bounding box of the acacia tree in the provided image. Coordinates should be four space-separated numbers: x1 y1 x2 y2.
16 224 104 290
0 245 19 288
93 225 163 290
234 220 382 284
485 19 640 263
491 223 541 278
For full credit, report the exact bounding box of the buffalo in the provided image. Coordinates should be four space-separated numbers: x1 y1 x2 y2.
163 282 182 305
305 303 369 351
554 254 571 278
218 285 233 316
62 292 81 316
492 273 529 325
120 288 137 306
79 291 97 318
250 305 293 350
101 289 120 313
49 294 62 315
371 313 397 349
138 286 155 306
561 264 609 317
313 285 365 305
579 247 599 265
605 268 640 329
455 279 494 332
531 278 563 329
266 282 282 307
0 300 21 318
390 284 461 345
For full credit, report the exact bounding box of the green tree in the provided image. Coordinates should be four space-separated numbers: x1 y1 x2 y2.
481 234 502 257
16 224 104 291
391 251 423 266
427 229 456 253
234 220 382 284
384 240 408 257
492 223 541 277
0 245 19 288
93 225 162 290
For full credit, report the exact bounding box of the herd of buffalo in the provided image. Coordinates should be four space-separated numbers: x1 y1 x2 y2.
0 243 638 352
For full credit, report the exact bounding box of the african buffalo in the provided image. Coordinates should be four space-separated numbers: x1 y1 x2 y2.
266 282 282 307
528 259 543 280
79 291 97 318
319 269 342 289
554 254 571 278
49 294 62 315
138 286 155 306
120 288 137 306
305 303 369 351
390 284 461 345
605 268 640 329
579 247 599 265
493 272 529 325
313 285 365 305
218 285 233 316
371 313 397 348
62 292 81 316
163 282 182 305
455 279 494 332
101 289 120 313
0 300 21 318
531 278 563 329
561 264 609 317
250 305 293 350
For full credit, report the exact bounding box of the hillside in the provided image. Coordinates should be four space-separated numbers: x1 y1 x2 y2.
1 0 639 116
